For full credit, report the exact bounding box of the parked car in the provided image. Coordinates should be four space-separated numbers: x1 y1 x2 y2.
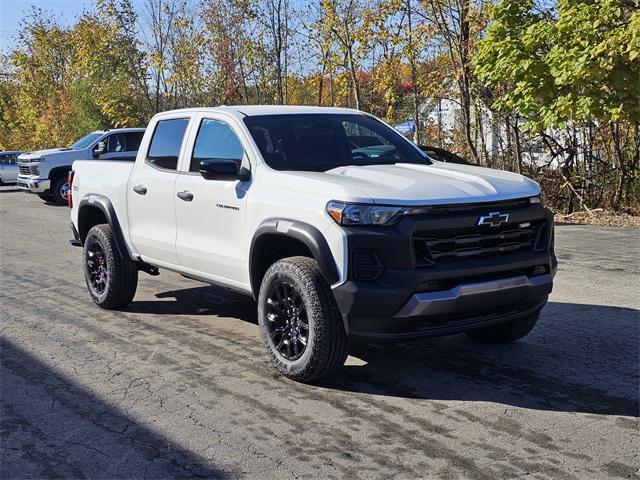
420 145 474 165
69 106 556 382
0 151 21 184
17 128 145 204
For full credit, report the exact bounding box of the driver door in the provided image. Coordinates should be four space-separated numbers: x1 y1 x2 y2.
174 115 251 288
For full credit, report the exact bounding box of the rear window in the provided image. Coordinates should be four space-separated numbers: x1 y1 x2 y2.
147 119 189 170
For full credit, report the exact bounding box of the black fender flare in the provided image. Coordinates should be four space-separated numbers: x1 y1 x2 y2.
249 218 340 298
77 194 133 260
48 165 72 181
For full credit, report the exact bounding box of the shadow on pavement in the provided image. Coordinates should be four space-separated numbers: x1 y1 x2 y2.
0 337 227 479
130 285 638 417
126 285 258 323
323 301 640 417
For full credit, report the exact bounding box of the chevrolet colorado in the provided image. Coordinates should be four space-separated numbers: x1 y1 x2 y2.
18 128 145 204
69 106 556 382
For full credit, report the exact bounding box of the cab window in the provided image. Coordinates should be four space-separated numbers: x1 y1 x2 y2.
106 132 144 153
147 119 189 170
190 119 244 172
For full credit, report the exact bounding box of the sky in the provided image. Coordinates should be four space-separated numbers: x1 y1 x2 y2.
0 0 146 53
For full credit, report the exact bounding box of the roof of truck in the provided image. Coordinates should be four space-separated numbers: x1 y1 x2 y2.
155 105 366 119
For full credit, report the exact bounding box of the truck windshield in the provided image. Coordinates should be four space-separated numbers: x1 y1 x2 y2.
243 114 430 172
70 132 103 150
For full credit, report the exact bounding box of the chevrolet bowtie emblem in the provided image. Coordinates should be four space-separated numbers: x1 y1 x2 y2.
478 212 509 227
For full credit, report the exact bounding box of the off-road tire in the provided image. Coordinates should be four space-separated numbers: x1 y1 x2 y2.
83 224 138 309
466 310 541 343
258 256 349 382
37 192 52 201
50 175 69 205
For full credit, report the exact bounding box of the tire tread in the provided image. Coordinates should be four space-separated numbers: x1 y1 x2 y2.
258 256 348 382
84 224 138 309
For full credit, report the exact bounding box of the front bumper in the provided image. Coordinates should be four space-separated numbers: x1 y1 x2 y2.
16 175 50 193
332 201 556 341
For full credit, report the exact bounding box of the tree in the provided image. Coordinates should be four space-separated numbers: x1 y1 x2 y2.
475 0 640 209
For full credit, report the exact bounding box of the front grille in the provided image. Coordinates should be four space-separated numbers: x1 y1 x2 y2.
414 220 547 266
18 165 38 176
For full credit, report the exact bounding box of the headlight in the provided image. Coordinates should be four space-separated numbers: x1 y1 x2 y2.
327 201 430 226
529 195 542 204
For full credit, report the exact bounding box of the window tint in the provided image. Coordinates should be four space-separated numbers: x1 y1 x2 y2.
106 132 144 153
0 154 17 164
147 118 189 170
244 114 428 172
190 119 244 172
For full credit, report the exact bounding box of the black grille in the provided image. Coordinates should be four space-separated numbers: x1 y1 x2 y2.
352 249 383 280
414 220 547 266
18 165 38 176
423 198 531 217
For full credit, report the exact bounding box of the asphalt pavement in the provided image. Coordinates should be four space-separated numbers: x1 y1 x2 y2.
1 185 638 479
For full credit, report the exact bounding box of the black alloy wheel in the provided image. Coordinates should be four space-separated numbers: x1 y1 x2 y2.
265 282 309 360
86 240 108 295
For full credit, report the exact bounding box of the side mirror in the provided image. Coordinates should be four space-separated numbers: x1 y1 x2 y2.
199 158 250 181
93 141 106 157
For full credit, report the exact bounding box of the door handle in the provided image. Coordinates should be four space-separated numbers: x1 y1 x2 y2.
133 185 147 195
177 190 194 202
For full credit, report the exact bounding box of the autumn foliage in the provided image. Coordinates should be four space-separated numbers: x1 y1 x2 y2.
0 0 638 212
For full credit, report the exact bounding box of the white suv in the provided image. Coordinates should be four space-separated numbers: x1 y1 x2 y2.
69 106 556 382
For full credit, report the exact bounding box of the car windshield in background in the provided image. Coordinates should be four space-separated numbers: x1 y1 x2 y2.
244 114 429 172
70 132 102 150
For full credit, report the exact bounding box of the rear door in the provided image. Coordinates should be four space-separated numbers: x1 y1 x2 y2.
127 118 191 266
174 114 251 288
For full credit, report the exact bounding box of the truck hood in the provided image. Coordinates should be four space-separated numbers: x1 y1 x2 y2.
319 162 541 205
19 148 75 161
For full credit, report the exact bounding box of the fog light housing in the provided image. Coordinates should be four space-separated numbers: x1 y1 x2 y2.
532 265 547 276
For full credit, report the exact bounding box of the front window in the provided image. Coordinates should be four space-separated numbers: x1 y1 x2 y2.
105 132 144 153
70 132 103 150
244 114 429 172
191 119 244 172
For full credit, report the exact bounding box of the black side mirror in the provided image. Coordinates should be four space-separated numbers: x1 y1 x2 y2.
93 141 106 158
199 158 250 181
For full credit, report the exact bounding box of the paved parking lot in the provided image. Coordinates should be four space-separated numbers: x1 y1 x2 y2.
1 185 638 479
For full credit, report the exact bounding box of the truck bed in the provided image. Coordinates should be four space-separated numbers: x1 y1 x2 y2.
71 160 135 242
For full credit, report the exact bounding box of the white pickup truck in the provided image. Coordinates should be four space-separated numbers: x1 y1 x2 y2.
69 106 556 382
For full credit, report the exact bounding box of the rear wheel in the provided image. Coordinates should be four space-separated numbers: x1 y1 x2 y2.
258 256 349 382
50 175 69 205
83 224 138 309
466 310 541 343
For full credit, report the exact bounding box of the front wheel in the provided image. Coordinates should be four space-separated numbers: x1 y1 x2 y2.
258 256 349 382
83 224 138 309
50 175 69 205
466 310 541 343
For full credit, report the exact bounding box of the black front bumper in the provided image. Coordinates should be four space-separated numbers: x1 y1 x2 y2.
332 201 556 341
